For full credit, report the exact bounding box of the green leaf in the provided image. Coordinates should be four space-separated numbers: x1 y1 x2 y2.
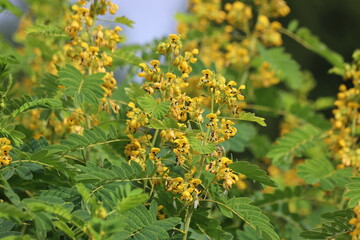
26 24 68 38
344 177 360 208
58 64 104 104
229 161 277 187
174 13 196 23
0 126 26 146
237 111 266 126
237 225 264 240
107 205 181 240
125 83 146 101
266 125 320 166
217 197 280 240
4 96 62 118
287 19 299 32
314 97 335 110
295 27 344 68
191 208 231 240
117 184 149 212
319 168 351 191
257 45 302 90
0 175 21 206
14 166 33 180
137 95 170 119
296 158 333 184
112 49 143 66
114 16 135 28
297 158 351 190
249 135 272 159
188 136 216 154
33 73 59 98
75 161 142 187
299 209 354 239
0 0 22 16
254 186 302 208
0 235 34 240
117 192 149 213
66 133 89 147
227 122 256 153
290 104 330 130
53 220 75 239
34 213 50 240
0 55 19 65
0 203 30 223
0 219 15 232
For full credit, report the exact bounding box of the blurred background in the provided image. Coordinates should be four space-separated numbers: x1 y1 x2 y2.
1 0 359 98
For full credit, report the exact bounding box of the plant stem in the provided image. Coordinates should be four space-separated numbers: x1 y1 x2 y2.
151 129 159 147
280 27 314 51
182 205 194 240
85 110 91 161
239 70 249 85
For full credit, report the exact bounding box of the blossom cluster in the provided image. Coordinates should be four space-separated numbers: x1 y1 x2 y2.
64 0 121 101
124 34 249 203
349 204 360 239
0 138 12 166
326 50 360 168
178 0 286 87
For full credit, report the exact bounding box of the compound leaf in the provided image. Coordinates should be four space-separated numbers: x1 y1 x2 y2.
217 197 280 240
229 161 276 187
237 111 266 126
267 125 320 166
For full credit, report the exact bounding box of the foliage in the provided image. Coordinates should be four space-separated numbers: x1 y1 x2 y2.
0 0 359 239
266 124 321 166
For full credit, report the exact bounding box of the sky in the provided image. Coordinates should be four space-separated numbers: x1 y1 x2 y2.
115 0 187 44
0 0 188 45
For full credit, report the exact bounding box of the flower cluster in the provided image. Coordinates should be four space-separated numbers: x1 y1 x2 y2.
14 1 70 79
225 2 252 31
187 0 226 31
12 1 72 139
124 134 149 168
251 61 280 88
124 34 249 203
125 102 149 133
205 157 238 189
161 129 191 166
349 204 360 239
177 0 289 88
64 0 121 107
149 148 169 180
0 138 12 166
21 110 67 141
198 69 246 115
205 113 237 143
254 15 283 46
255 0 290 18
64 108 86 134
326 50 360 168
224 41 250 68
166 176 202 202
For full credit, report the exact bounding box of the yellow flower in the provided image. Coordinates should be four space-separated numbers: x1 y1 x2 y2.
227 80 237 87
169 34 180 43
89 46 99 55
190 178 202 187
256 15 269 32
206 113 217 120
150 60 160 68
114 26 122 32
201 69 214 79
0 138 12 166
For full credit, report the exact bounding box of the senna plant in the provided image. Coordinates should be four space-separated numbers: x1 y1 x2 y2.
0 0 359 240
